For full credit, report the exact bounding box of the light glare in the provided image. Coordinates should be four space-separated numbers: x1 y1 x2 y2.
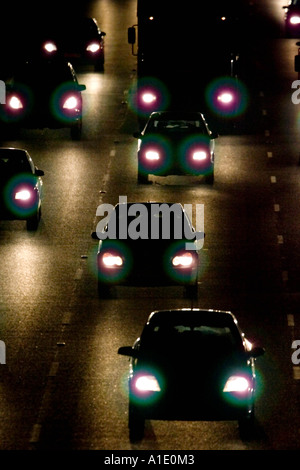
15 189 31 201
223 376 249 393
135 375 161 392
9 96 23 109
86 42 100 53
102 253 123 267
290 15 300 25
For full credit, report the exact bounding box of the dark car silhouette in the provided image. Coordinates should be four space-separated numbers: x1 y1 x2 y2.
118 308 265 441
0 147 44 230
0 58 86 140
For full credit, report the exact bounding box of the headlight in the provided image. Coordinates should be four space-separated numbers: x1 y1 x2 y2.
172 252 194 267
223 376 250 393
192 150 207 161
101 252 123 267
134 374 161 392
43 41 57 53
290 15 300 25
145 150 160 160
14 189 32 201
62 96 78 110
86 42 100 53
9 95 23 110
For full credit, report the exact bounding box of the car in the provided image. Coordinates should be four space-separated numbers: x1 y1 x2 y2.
0 58 86 140
92 201 203 298
133 111 218 185
38 16 106 71
0 147 44 230
118 308 265 441
283 1 300 37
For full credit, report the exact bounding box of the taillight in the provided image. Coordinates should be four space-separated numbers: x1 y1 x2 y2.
172 251 195 268
86 42 101 53
62 95 78 110
8 95 23 110
43 41 57 53
101 252 123 267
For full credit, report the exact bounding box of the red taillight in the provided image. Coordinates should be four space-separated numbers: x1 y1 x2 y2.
8 95 24 110
101 252 123 267
172 251 195 267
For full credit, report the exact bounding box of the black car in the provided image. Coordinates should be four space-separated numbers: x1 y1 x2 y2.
134 111 218 184
0 58 86 140
92 201 203 298
0 147 44 230
283 1 300 36
39 17 106 71
118 308 265 441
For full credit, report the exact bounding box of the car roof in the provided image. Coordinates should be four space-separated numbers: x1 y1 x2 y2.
146 309 238 328
149 111 204 121
0 147 27 158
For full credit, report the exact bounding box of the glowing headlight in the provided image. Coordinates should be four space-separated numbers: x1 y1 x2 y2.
135 375 161 392
217 92 234 104
142 92 157 104
223 376 250 393
9 95 23 110
44 42 57 53
102 252 123 267
290 15 300 25
63 96 78 110
15 189 32 201
145 150 160 160
172 252 194 267
86 42 100 53
192 151 207 161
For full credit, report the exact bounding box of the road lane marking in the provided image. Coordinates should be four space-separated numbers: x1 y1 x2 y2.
274 204 280 212
271 176 276 183
287 314 295 327
48 362 59 377
277 235 284 244
29 424 41 444
74 267 83 280
293 367 300 380
267 151 273 158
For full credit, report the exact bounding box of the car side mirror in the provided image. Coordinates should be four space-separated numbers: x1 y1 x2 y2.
91 231 99 240
210 131 219 139
35 168 44 176
133 131 142 139
78 84 86 92
118 346 139 358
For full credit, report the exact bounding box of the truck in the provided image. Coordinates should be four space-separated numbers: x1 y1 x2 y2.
128 0 251 127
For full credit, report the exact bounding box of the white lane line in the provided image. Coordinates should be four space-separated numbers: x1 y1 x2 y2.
287 314 295 327
274 204 280 212
29 424 42 444
293 367 300 380
74 267 83 280
267 151 273 158
270 176 276 183
277 235 284 244
48 362 59 377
